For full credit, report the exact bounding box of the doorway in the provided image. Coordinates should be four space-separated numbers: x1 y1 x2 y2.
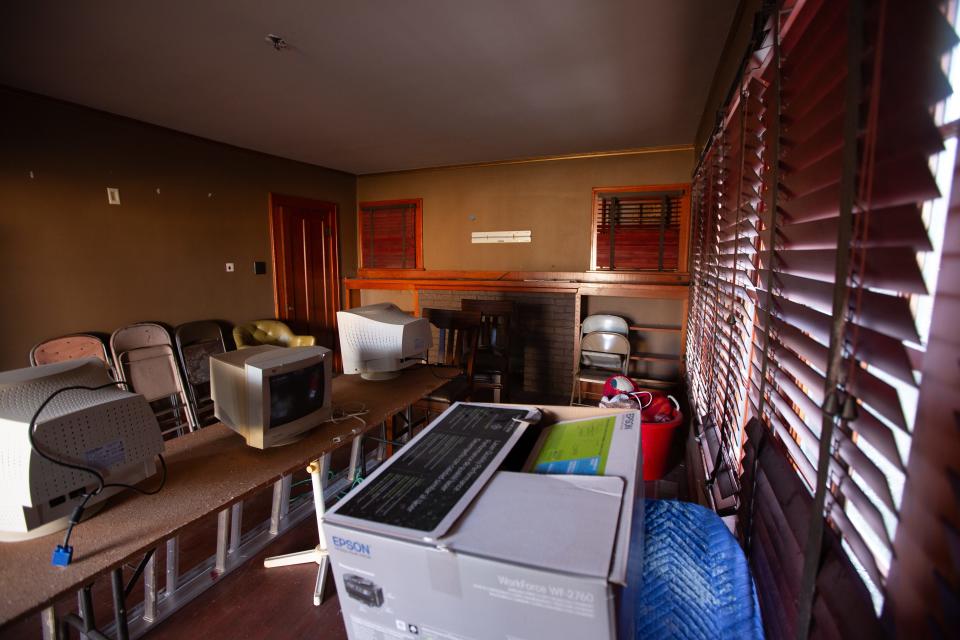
268 194 341 354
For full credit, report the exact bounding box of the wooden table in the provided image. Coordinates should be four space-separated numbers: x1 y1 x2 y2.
0 365 450 637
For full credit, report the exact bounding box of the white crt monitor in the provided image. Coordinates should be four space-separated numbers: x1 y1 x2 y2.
210 345 332 449
337 303 431 380
0 359 164 541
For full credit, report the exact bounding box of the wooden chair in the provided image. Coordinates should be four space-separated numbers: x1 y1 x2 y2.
418 308 482 419
111 322 198 438
461 299 515 402
174 320 227 427
30 333 113 374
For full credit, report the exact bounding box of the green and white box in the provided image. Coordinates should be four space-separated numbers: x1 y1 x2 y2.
324 402 643 640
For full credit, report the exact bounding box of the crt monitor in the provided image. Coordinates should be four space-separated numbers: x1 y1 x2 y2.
210 345 332 449
0 358 164 541
337 303 431 380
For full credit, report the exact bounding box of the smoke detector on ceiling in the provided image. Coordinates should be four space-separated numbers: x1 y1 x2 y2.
265 34 288 51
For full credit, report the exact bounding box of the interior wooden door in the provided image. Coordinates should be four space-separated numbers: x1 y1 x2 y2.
269 194 341 353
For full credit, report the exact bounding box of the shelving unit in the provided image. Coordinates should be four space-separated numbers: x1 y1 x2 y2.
575 292 687 401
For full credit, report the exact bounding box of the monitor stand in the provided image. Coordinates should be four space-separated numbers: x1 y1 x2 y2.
360 371 400 381
266 431 309 448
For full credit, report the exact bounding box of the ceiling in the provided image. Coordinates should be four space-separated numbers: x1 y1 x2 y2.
0 1 737 175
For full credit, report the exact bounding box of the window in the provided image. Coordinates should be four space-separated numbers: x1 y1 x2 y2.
686 0 958 633
590 185 689 272
358 199 423 270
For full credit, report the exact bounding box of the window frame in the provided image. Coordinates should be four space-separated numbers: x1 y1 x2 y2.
589 183 691 273
357 198 424 274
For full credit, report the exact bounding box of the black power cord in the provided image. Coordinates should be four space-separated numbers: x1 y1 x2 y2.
27 382 167 566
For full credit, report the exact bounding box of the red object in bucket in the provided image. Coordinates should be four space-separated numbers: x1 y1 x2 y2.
640 392 683 481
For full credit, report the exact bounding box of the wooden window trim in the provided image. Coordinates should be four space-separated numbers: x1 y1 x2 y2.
358 198 424 274
589 183 691 274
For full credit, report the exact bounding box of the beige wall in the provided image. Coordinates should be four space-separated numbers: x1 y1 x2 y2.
358 148 694 272
0 89 357 371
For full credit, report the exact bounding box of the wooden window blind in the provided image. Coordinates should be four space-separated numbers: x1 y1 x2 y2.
591 186 688 271
359 199 423 270
690 74 768 514
686 0 957 636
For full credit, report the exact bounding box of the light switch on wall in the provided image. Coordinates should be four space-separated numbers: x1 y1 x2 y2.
225 262 235 272
106 188 120 205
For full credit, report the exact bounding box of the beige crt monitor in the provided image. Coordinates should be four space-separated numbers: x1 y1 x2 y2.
0 359 164 541
210 345 332 449
337 303 431 380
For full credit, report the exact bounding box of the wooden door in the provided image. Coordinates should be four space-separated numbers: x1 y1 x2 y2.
269 194 341 353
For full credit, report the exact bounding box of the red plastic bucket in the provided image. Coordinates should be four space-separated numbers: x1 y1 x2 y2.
639 393 684 481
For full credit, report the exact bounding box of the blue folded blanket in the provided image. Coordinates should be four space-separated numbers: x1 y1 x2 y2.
635 499 764 639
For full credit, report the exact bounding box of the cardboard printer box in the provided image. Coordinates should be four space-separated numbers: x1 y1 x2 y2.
324 402 643 640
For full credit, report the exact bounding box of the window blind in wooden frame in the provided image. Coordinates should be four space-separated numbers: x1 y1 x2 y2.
591 186 688 271
359 199 423 270
686 0 957 635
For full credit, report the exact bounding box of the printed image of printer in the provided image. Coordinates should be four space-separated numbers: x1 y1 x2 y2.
343 574 384 608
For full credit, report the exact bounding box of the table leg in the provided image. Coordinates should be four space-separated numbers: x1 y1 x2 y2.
280 475 292 520
110 568 129 640
79 584 95 635
143 551 157 623
348 435 364 484
376 421 388 461
165 537 179 595
269 478 284 535
40 606 58 640
229 502 243 554
215 508 230 574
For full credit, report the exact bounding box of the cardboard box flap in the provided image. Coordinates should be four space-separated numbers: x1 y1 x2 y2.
441 471 624 578
325 403 541 541
524 410 642 585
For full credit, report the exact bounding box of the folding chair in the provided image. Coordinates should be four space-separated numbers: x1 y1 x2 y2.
572 331 631 405
111 322 198 438
30 333 114 376
174 320 226 427
581 314 629 336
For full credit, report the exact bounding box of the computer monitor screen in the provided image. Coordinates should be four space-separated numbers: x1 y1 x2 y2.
269 361 325 427
337 303 431 380
210 344 333 449
0 358 164 541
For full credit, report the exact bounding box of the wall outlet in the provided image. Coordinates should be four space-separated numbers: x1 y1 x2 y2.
225 262 235 272
107 188 120 205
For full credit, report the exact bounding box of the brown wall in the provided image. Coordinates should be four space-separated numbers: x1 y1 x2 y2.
357 148 694 272
0 89 357 371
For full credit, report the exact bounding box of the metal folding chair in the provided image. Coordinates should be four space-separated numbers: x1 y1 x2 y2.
581 314 630 336
29 334 114 376
174 320 226 427
111 322 198 438
572 331 631 405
